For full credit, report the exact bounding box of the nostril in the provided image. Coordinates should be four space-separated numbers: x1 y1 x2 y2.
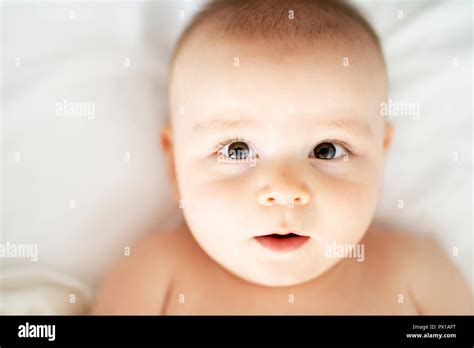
257 185 310 206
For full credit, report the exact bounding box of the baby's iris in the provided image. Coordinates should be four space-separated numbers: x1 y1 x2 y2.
311 142 345 160
313 142 336 159
226 141 250 160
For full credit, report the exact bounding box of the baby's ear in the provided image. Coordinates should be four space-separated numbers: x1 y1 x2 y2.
159 122 180 202
383 121 394 152
159 121 173 153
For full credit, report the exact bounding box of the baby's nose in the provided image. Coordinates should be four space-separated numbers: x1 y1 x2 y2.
257 184 311 207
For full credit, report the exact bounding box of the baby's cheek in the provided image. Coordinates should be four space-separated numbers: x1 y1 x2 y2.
317 176 378 243
180 174 247 236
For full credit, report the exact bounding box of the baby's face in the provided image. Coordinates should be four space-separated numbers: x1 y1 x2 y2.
166 30 390 287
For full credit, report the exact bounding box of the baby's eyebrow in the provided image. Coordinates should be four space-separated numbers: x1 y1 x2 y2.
322 119 374 138
192 118 259 132
192 117 373 138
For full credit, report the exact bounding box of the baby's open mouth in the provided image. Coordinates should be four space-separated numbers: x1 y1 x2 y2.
254 233 310 252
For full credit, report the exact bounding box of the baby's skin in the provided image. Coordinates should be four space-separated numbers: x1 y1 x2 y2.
92 19 472 315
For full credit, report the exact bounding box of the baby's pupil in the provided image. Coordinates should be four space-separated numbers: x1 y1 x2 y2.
228 141 249 160
314 143 336 159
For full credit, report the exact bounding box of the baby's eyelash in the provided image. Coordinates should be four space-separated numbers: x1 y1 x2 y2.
214 136 245 153
323 140 354 155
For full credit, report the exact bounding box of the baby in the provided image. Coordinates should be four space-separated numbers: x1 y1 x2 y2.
92 0 472 314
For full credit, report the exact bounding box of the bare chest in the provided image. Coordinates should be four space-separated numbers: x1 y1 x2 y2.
162 262 418 315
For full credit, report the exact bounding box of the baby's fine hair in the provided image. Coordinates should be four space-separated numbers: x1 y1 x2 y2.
170 0 382 65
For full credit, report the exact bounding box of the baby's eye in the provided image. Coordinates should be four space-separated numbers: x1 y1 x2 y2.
218 140 257 161
310 142 346 160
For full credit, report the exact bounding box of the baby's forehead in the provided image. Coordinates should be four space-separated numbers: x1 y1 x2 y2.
171 16 387 94
170 34 387 127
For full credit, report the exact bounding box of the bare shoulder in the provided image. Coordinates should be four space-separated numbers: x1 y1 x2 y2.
362 224 472 314
362 224 434 263
90 224 190 315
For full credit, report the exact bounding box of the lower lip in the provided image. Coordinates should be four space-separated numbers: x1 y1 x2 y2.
254 234 310 252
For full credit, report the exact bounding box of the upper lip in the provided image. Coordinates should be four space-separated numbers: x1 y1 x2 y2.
255 230 308 237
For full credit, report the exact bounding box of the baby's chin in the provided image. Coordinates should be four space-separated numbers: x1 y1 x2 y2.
226 256 339 288
204 238 341 288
